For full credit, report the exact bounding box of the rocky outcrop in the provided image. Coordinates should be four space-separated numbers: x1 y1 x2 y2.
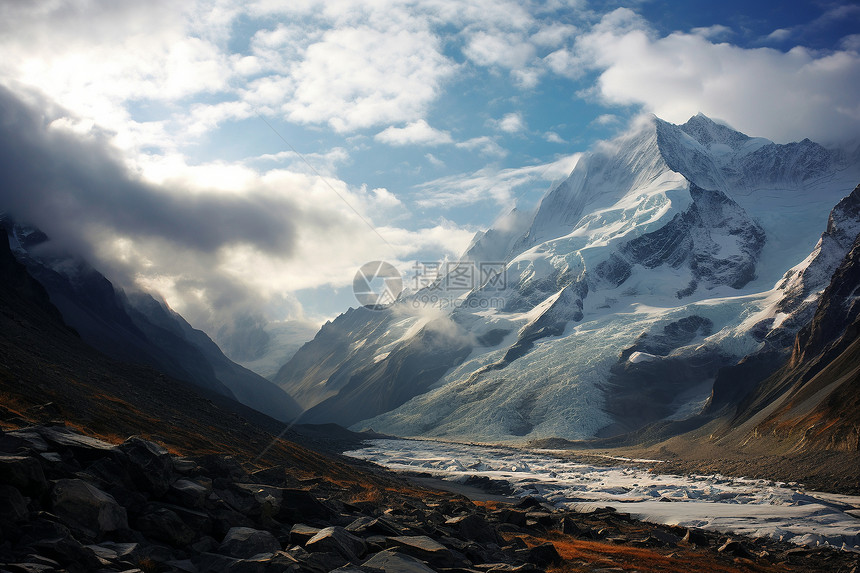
1 423 853 572
597 184 765 296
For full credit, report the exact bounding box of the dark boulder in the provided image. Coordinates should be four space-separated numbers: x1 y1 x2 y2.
305 526 366 561
218 526 281 559
50 478 128 538
114 436 175 497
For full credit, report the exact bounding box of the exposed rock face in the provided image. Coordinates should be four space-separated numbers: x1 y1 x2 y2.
773 183 860 341
598 185 765 296
719 227 860 454
599 316 730 436
707 183 860 414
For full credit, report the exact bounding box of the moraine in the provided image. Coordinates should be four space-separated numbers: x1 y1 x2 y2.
345 438 860 552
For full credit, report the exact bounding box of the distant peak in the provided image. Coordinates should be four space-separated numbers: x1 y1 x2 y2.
678 113 750 147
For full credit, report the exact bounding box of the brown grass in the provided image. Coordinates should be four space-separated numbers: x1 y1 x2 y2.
505 531 779 573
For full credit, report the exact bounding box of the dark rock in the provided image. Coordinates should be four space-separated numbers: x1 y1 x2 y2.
717 539 754 559
218 526 280 559
3 562 61 573
195 551 268 573
234 483 284 519
491 509 528 527
22 518 104 569
560 516 581 535
524 512 555 528
0 484 29 523
92 540 142 561
681 528 709 547
172 457 198 474
135 506 196 546
290 523 322 545
495 523 523 534
362 549 437 573
305 526 366 561
346 516 403 537
287 546 348 573
388 535 459 568
115 437 175 497
195 455 249 483
160 502 214 535
444 515 499 544
0 455 48 495
249 465 287 486
268 549 302 570
191 535 220 554
39 426 115 454
209 500 257 538
166 558 198 572
477 565 541 573
215 485 265 517
513 497 542 510
137 542 179 563
50 478 128 538
168 478 209 509
648 529 680 547
518 542 562 567
331 566 374 573
277 489 333 524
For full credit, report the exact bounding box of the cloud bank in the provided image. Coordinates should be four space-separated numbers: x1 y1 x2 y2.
562 8 860 144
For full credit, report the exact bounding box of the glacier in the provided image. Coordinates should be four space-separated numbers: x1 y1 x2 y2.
277 113 860 442
345 439 860 552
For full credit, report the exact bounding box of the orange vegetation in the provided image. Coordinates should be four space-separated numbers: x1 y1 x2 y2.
505 531 780 573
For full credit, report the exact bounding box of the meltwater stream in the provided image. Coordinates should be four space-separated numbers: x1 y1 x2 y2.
344 439 860 552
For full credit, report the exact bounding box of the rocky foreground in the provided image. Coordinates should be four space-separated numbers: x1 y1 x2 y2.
1 424 857 573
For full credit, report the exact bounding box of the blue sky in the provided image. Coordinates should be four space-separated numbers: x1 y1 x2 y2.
0 0 858 336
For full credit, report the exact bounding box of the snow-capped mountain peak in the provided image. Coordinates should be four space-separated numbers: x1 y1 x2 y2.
276 114 860 443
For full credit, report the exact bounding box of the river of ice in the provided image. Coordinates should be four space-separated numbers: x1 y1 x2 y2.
344 439 860 552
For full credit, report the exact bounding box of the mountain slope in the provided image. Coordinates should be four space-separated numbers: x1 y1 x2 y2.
3 222 301 422
0 231 411 495
718 223 860 454
276 114 859 442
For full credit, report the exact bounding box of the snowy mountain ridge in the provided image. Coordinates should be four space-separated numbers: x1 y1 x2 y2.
276 114 860 442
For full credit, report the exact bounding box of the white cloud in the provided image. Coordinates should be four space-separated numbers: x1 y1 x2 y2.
425 153 445 167
416 153 581 208
543 47 585 79
592 113 620 126
690 25 732 40
274 26 457 132
511 68 543 89
764 28 792 43
842 34 860 52
531 23 578 47
464 31 536 69
575 8 860 144
544 131 565 143
492 112 527 134
456 136 508 158
375 120 454 146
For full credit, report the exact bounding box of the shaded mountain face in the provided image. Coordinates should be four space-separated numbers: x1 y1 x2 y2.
709 216 860 455
705 183 860 414
0 232 385 493
2 221 301 423
275 114 860 443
